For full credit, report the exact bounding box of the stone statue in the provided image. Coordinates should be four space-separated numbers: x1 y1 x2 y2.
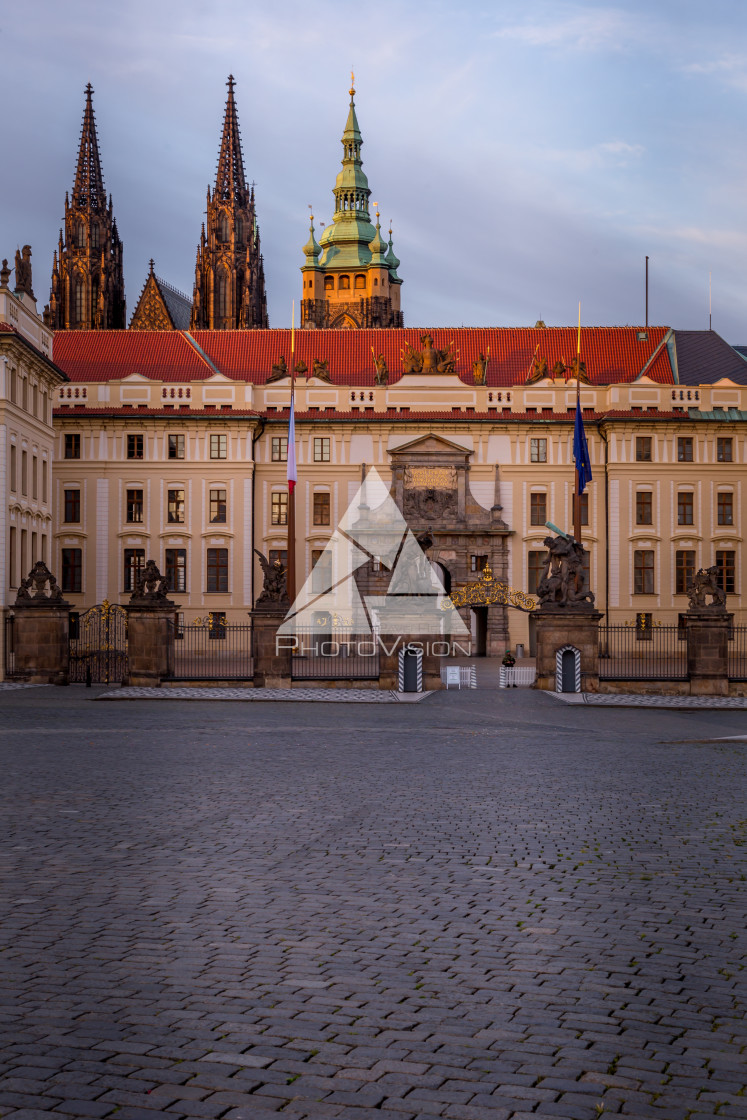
294 360 308 377
526 354 549 384
687 566 727 610
402 334 459 376
373 354 389 385
131 559 171 602
14 245 34 299
0 259 10 288
472 353 488 385
552 359 567 379
14 560 64 605
254 548 288 605
569 356 591 384
537 534 595 608
267 356 288 383
311 357 331 382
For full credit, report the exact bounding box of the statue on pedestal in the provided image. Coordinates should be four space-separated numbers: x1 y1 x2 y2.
537 534 595 608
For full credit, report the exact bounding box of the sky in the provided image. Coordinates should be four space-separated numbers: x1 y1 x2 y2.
1 0 746 340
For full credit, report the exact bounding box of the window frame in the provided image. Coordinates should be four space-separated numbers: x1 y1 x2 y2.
126 488 144 524
206 547 229 593
635 436 652 462
124 548 145 592
168 434 185 460
677 436 694 463
61 548 82 593
209 488 227 524
271 436 288 462
717 491 734 526
675 550 695 595
529 492 547 526
633 549 655 595
677 491 694 526
717 437 733 463
530 437 547 463
63 488 81 524
271 491 288 525
313 437 331 463
126 433 144 460
167 488 185 524
164 547 187 593
635 491 652 525
209 433 228 460
64 433 81 460
313 492 331 526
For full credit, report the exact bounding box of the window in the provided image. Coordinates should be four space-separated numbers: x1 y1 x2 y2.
167 488 185 523
165 548 187 592
636 491 652 525
530 438 547 463
90 224 99 250
313 492 330 526
717 437 733 463
9 526 15 586
677 492 694 525
65 433 80 459
716 550 736 594
579 492 589 526
127 434 144 460
9 445 16 491
635 436 652 462
126 489 144 523
271 491 288 525
677 437 693 462
74 280 85 326
64 489 80 523
324 276 334 292
168 434 185 460
471 554 489 573
354 274 366 290
269 549 287 571
717 492 733 526
21 450 27 496
311 548 332 593
339 275 350 290
76 221 86 248
271 436 287 462
528 551 545 595
124 549 145 592
42 460 47 503
530 493 547 526
216 272 229 319
676 550 695 595
313 437 330 462
32 456 37 500
61 548 82 593
210 433 227 459
634 549 655 594
207 548 228 593
209 488 227 523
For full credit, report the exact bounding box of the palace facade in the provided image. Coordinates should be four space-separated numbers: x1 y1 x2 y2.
46 323 747 656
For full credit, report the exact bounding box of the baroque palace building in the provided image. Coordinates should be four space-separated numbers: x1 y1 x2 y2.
46 323 747 657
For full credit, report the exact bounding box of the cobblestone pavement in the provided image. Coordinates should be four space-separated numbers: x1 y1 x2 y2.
95 687 422 704
0 686 745 1120
551 693 747 710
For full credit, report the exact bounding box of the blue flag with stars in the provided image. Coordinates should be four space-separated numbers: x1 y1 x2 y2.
573 400 592 493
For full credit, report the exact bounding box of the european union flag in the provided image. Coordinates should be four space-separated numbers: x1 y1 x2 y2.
573 401 592 493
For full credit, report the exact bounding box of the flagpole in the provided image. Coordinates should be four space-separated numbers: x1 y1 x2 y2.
287 303 296 603
574 302 582 544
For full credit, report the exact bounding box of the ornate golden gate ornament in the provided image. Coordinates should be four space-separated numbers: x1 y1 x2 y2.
69 600 128 683
442 565 537 614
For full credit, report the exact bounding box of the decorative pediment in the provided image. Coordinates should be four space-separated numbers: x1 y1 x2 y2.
388 433 473 460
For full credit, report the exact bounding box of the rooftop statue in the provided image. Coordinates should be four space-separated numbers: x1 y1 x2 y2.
267 356 288 383
402 334 459 375
14 245 34 300
373 353 389 385
472 352 488 385
526 354 549 384
312 357 332 382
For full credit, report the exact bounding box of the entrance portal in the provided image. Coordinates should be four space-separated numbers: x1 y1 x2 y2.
471 606 488 657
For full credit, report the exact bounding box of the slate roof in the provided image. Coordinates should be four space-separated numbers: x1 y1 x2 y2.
157 277 192 331
672 330 747 385
53 326 672 386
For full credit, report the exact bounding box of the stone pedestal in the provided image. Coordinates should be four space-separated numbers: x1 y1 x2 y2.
534 608 603 692
252 608 292 688
686 610 732 696
124 604 179 686
11 604 71 684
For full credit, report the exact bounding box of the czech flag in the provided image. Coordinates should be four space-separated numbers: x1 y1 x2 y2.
287 394 297 495
573 400 592 493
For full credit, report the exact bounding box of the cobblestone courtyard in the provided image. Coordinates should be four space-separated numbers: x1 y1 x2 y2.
0 687 745 1120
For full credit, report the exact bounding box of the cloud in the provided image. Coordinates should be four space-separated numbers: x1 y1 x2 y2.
492 5 649 52
683 53 747 92
538 138 645 172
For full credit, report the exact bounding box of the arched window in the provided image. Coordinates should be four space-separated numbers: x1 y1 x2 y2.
339 275 350 291
324 276 334 292
354 274 366 291
74 278 85 326
76 222 86 248
90 224 99 250
236 216 243 243
220 214 230 242
216 272 229 321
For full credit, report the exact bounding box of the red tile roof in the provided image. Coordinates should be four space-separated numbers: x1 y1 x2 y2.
52 330 215 382
53 326 673 386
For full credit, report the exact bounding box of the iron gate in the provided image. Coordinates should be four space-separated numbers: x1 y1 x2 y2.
291 630 380 680
69 601 128 684
599 623 687 680
167 617 253 680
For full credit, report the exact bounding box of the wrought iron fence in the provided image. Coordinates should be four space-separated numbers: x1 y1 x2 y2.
168 618 253 680
728 626 747 681
4 615 18 678
290 629 380 680
599 624 687 680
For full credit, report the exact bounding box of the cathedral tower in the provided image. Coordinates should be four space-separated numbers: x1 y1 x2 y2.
45 84 126 330
191 76 268 330
301 77 403 330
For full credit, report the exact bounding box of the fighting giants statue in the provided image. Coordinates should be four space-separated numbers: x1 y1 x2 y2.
14 560 64 605
687 566 727 611
253 549 289 606
130 559 173 603
537 534 595 609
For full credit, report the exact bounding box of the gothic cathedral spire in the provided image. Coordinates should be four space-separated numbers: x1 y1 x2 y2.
191 76 268 330
45 84 126 330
